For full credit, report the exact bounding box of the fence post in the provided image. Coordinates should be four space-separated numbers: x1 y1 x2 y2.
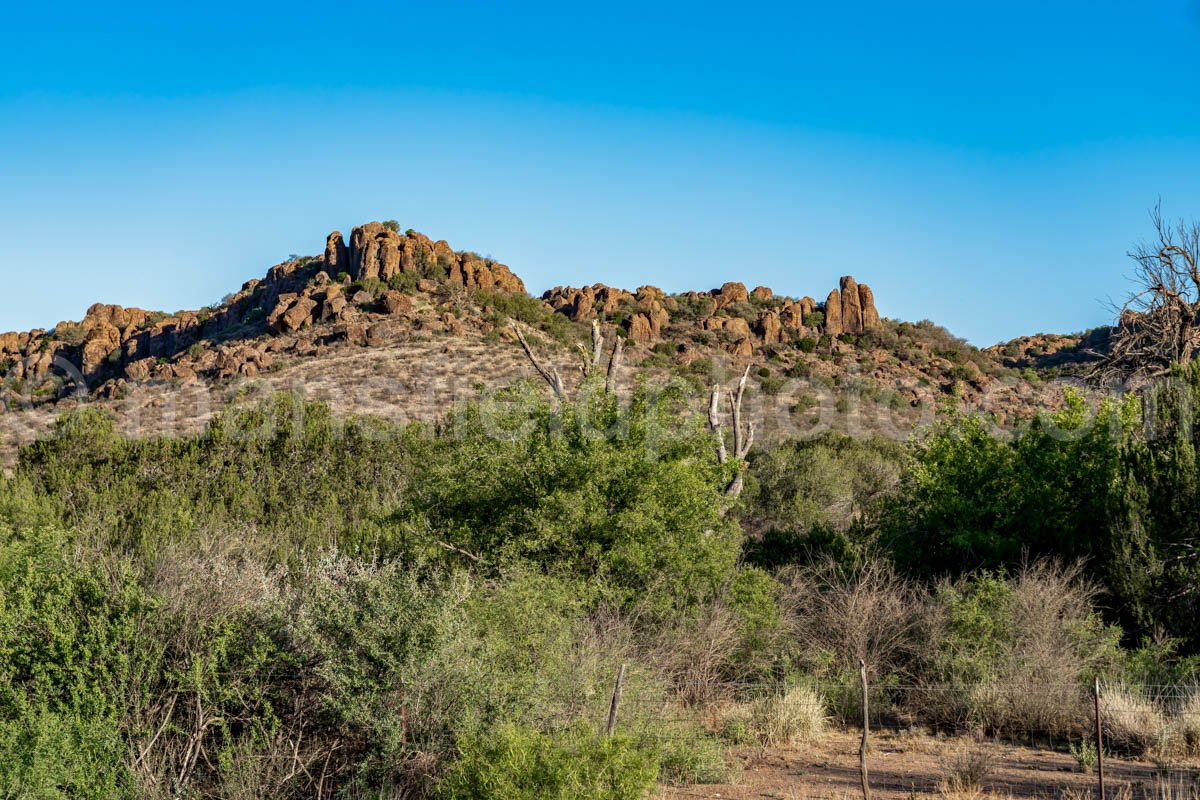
859 658 871 800
606 663 626 736
1094 677 1105 800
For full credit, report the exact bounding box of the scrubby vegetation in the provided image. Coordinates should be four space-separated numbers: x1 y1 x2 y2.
7 349 1200 796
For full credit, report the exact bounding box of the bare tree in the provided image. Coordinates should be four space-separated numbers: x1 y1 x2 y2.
1092 205 1200 387
709 366 755 500
512 319 622 399
514 321 753 501
782 556 921 678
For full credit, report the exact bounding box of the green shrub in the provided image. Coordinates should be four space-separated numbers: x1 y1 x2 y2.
436 725 659 800
759 375 786 395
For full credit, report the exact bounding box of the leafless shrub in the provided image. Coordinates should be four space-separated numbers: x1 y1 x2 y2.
645 600 744 706
916 561 1110 738
781 556 923 679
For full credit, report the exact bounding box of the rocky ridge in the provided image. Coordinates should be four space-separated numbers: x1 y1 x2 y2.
0 221 1098 462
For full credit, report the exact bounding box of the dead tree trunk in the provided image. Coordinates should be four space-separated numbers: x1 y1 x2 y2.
709 366 755 502
513 324 567 398
515 320 623 398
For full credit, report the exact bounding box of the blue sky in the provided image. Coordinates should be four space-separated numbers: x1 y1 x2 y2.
2 1 1198 345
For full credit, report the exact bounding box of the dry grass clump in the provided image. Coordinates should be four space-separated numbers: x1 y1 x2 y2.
1168 689 1200 757
1102 685 1171 756
720 685 828 747
938 747 995 798
750 685 828 746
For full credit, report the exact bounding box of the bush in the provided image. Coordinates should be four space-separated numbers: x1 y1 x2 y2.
915 562 1121 737
0 525 158 799
755 375 783 396
436 725 659 800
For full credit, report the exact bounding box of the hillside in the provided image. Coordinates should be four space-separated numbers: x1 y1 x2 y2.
0 221 1100 463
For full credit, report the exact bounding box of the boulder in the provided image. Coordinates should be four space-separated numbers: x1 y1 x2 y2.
724 317 753 339
281 297 318 332
324 231 349 276
628 313 656 342
80 323 122 378
332 323 367 345
757 311 783 344
825 289 844 336
381 290 413 315
751 286 773 302
320 294 348 321
729 337 755 358
349 222 405 280
711 282 749 310
124 358 154 381
840 276 863 334
450 259 527 294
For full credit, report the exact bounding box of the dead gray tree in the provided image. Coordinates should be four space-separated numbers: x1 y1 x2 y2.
515 322 753 500
512 319 622 399
709 366 755 500
1091 205 1200 387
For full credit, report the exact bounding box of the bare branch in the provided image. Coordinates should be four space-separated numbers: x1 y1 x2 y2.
1090 205 1200 388
513 323 566 398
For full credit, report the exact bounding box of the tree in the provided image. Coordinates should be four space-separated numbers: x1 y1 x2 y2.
386 382 742 614
1092 205 1200 387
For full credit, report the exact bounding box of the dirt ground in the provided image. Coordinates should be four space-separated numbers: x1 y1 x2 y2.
663 731 1200 800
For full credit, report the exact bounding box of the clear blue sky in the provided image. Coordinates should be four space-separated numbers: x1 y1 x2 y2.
2 1 1198 345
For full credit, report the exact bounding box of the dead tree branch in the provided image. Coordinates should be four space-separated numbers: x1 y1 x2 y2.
1091 205 1200 387
516 319 624 398
513 324 566 398
605 335 624 395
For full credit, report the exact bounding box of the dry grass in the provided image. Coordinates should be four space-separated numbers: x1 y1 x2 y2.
938 748 995 796
1103 685 1172 757
1169 689 1200 758
748 685 829 746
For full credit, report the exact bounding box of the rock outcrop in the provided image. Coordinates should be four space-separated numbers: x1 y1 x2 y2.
344 222 526 295
825 289 844 336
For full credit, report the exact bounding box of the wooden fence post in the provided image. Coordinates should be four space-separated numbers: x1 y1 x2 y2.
606 663 626 736
1094 677 1105 800
859 659 871 800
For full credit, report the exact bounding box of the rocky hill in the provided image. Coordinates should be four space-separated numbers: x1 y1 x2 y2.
0 221 1102 465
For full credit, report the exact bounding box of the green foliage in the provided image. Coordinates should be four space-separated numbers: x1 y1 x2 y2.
881 391 1127 579
746 433 908 556
0 525 159 799
12 395 414 555
436 725 659 800
387 384 740 614
477 290 579 344
758 375 786 395
382 219 401 232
